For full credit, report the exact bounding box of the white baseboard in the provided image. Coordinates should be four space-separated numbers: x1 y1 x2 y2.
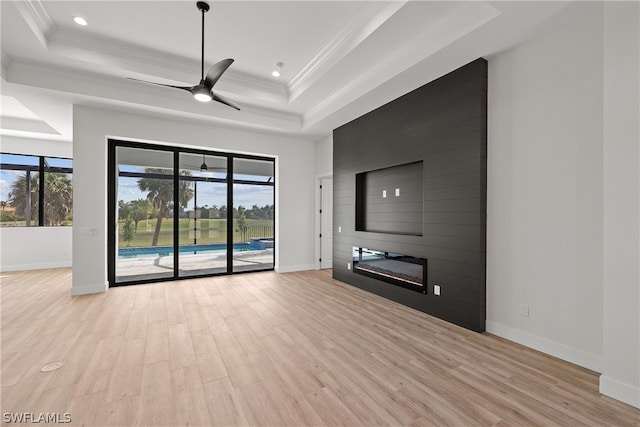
71 281 108 295
485 320 602 372
600 375 640 409
0 261 71 272
275 264 315 273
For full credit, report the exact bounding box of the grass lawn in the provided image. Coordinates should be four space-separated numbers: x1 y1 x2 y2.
1 218 273 248
0 221 71 227
118 218 273 247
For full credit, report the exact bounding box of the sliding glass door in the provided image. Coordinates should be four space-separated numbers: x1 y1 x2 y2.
108 141 275 286
114 146 175 283
232 158 275 272
178 152 228 277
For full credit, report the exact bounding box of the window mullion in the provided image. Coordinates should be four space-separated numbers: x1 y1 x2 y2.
38 156 45 226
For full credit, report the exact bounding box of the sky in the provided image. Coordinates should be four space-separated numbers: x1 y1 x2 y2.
117 177 273 209
0 154 73 203
1 157 274 208
0 170 21 202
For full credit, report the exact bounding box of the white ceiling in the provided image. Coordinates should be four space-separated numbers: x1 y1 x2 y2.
1 0 600 143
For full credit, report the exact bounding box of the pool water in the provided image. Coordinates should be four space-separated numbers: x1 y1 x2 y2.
119 243 253 258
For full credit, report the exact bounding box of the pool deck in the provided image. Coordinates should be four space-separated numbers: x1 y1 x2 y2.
116 248 274 280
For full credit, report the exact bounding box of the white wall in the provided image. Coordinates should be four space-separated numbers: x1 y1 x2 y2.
0 227 72 271
72 106 316 295
488 6 604 371
488 3 640 408
314 134 333 177
0 136 73 272
601 1 640 408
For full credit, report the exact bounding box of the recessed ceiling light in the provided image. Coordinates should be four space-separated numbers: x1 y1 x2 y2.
73 16 88 26
272 62 284 78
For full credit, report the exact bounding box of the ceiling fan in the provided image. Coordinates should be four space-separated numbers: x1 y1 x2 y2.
182 154 226 172
128 1 240 110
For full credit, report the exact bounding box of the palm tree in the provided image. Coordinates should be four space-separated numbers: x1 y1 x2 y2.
8 173 39 226
138 169 193 246
43 173 73 225
8 172 73 226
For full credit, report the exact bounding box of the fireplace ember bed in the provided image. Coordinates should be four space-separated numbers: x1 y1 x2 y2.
352 247 427 293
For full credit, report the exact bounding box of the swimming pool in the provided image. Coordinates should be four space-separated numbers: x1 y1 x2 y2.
118 243 253 258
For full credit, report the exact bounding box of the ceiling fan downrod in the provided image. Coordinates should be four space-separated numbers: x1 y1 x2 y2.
127 0 240 110
197 2 210 82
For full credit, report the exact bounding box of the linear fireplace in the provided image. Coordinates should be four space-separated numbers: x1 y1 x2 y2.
352 247 427 293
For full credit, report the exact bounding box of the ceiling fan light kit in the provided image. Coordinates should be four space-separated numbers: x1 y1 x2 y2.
128 1 240 110
193 85 212 102
272 62 284 77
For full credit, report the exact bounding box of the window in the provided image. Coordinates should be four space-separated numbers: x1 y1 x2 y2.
0 153 73 227
108 140 275 285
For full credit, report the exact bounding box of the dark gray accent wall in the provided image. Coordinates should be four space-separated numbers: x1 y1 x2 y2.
332 58 487 332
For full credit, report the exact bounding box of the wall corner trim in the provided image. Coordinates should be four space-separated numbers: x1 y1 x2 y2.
485 320 602 373
599 375 640 409
71 281 108 296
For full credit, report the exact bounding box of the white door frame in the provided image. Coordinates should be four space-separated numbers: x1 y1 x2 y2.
315 174 332 270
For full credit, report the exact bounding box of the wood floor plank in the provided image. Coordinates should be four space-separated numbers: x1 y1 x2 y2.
236 380 287 426
43 333 101 391
190 328 228 383
248 351 323 426
105 338 145 403
305 386 363 427
137 360 174 426
171 365 212 426
67 390 106 426
95 395 140 426
125 308 149 340
168 323 197 370
1 268 638 427
148 297 167 324
316 371 401 427
202 377 249 426
143 321 169 365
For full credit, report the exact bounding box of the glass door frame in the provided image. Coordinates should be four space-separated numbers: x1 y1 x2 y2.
107 139 276 287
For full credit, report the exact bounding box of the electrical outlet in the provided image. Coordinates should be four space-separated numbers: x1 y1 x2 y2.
347 262 351 270
382 190 387 198
519 304 530 317
395 188 400 197
434 284 441 296
338 226 341 233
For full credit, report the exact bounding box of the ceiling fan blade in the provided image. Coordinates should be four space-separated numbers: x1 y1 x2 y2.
127 77 193 92
204 59 234 88
212 93 241 111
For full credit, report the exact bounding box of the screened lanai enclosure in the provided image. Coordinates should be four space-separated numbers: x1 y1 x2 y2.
108 140 275 285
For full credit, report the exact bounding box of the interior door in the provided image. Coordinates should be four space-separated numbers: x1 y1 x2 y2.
320 177 333 269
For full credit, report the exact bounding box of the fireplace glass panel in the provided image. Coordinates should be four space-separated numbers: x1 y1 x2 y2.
352 247 426 292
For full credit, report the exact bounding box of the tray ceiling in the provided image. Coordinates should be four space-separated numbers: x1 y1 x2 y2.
1 1 599 142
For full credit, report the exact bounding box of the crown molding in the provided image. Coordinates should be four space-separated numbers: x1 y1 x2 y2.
287 1 407 103
5 58 302 135
303 1 500 128
13 0 57 49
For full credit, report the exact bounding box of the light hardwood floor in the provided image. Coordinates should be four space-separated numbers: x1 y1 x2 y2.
1 268 638 426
